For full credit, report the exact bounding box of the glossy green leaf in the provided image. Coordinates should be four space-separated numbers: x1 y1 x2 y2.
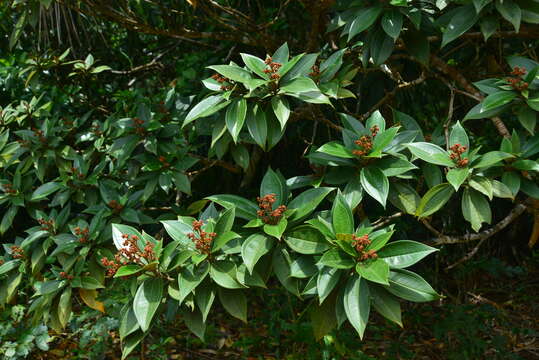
343 275 370 339
218 288 247 322
133 278 164 332
356 259 389 285
225 98 247 143
416 183 455 218
462 188 491 232
387 269 440 302
360 167 389 207
406 142 453 167
331 191 354 234
378 240 438 269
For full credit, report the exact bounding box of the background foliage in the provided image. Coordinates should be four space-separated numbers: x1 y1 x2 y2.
1 0 539 359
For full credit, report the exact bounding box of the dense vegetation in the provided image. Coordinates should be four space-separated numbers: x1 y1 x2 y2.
1 0 538 359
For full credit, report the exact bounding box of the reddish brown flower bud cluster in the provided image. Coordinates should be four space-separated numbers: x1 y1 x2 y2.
309 65 320 78
263 56 282 80
449 143 469 168
63 119 74 127
108 200 124 213
31 128 47 144
352 234 378 262
256 193 287 225
132 117 146 136
38 218 54 232
59 271 74 280
187 220 216 255
74 226 89 243
158 155 170 168
511 66 526 76
0 259 4 266
11 245 24 259
101 233 156 277
70 167 85 180
211 73 233 91
16 139 29 147
2 183 16 195
91 123 103 136
506 66 529 91
352 126 379 157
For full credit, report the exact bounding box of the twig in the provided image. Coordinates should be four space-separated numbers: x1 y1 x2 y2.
372 212 404 229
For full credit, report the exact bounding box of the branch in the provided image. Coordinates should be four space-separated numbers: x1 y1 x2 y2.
359 70 426 121
188 153 242 174
432 203 527 245
430 54 510 138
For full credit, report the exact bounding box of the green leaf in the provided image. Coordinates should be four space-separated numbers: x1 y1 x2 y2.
113 265 142 278
331 191 354 234
240 53 268 79
271 96 290 130
285 225 329 254
178 263 210 304
272 43 289 63
462 188 491 232
378 240 438 269
472 151 514 168
272 247 300 296
317 267 342 304
446 167 469 191
360 167 389 207
195 282 215 322
317 141 355 158
517 106 536 135
210 261 244 289
502 171 520 196
119 305 139 340
214 207 236 235
31 182 63 201
481 91 517 112
0 260 21 276
370 29 395 66
381 10 403 40
387 269 440 302
469 176 494 199
246 105 267 149
367 230 394 252
463 102 509 120
212 231 241 253
356 259 390 285
513 159 539 172
441 5 479 47
371 127 400 156
310 293 338 340
347 6 383 41
343 275 370 339
495 0 521 32
263 219 288 239
225 98 247 143
318 248 355 269
160 221 195 250
241 233 274 274
449 121 469 151
133 278 164 332
491 180 514 199
260 168 289 206
184 95 228 126
406 142 453 167
0 206 18 235
416 183 455 218
182 309 205 341
218 288 247 322
205 194 258 220
480 16 499 41
280 77 319 94
389 182 420 214
288 187 334 222
370 285 402 327
207 64 253 85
